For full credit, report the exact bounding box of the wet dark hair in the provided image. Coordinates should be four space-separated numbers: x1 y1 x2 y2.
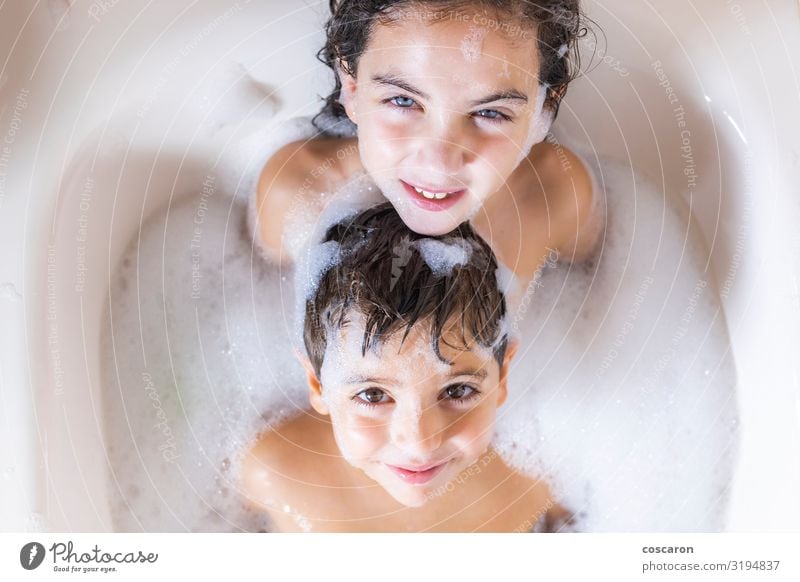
303 202 508 378
312 0 591 135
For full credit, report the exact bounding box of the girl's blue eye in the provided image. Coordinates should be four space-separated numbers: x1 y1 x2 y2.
383 96 511 123
388 95 416 108
475 109 512 123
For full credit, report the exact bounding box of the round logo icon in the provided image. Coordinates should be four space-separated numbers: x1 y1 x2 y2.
20 542 46 570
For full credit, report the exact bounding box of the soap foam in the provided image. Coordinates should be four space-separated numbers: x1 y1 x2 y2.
102 112 738 532
102 190 306 532
460 26 488 63
516 83 553 165
289 169 385 348
492 139 739 531
415 237 473 277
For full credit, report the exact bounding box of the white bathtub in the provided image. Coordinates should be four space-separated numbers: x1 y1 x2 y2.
1 0 798 532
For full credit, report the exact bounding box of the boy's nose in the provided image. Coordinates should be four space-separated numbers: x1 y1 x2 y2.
390 404 444 457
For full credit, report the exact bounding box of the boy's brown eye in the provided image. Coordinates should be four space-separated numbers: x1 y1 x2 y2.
359 388 386 404
444 384 476 400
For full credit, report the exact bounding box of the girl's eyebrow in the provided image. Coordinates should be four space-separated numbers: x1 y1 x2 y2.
370 72 529 107
370 72 430 99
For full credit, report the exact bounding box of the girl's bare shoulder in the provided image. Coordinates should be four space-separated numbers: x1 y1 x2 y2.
526 140 593 213
525 140 599 263
256 136 359 196
254 136 361 260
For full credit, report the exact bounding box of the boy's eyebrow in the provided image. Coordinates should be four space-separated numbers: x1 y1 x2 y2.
370 72 529 107
343 374 395 385
342 368 488 385
448 368 488 380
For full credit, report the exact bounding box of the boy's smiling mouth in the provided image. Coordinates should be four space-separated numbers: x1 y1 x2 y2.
400 179 466 211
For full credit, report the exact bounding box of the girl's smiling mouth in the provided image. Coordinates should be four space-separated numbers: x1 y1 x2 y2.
401 180 466 212
385 460 449 485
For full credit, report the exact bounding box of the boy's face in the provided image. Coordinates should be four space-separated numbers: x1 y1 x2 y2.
338 6 544 235
302 313 516 508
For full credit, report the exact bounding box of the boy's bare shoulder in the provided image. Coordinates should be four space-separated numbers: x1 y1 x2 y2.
504 467 581 532
239 409 340 510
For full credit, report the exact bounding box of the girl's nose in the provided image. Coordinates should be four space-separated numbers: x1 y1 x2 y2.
423 139 464 177
419 116 468 177
390 403 444 457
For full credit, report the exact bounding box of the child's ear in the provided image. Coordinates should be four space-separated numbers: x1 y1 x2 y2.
335 58 358 124
496 338 519 408
292 347 330 416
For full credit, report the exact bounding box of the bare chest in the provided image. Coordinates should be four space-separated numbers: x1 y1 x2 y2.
262 454 552 533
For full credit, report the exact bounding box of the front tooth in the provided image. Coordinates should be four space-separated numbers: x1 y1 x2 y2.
412 184 450 200
413 186 430 198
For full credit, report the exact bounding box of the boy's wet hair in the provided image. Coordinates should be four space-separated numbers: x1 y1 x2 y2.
313 0 594 134
303 202 508 378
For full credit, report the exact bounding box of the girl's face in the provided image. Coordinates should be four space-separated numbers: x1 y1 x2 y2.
338 7 545 235
306 314 516 508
